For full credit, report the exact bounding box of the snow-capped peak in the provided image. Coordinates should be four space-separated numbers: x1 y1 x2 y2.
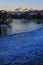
15 7 23 12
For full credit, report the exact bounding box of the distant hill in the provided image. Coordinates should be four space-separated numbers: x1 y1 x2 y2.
9 10 43 15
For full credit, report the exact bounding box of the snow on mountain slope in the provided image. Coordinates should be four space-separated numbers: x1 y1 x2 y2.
9 10 39 15
0 25 43 65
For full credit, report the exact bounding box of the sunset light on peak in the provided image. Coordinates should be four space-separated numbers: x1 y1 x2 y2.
15 7 23 11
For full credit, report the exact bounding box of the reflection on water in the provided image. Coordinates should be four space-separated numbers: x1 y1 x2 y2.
7 19 42 35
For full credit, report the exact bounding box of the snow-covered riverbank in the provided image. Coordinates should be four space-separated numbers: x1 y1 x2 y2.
0 25 43 65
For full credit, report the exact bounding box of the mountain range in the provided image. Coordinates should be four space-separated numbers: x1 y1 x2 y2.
9 7 43 15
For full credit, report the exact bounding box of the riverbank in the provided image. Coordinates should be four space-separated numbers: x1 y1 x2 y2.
0 25 43 65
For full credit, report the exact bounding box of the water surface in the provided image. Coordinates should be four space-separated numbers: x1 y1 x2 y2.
8 19 42 35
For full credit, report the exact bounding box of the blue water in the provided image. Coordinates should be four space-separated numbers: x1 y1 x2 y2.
0 19 43 65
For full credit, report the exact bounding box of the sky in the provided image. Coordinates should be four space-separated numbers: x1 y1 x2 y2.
0 0 43 11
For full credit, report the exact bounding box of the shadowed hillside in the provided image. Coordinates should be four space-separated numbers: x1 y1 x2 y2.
9 10 43 19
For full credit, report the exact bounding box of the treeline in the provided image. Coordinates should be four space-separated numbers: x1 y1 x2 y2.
10 13 43 19
0 10 12 35
0 10 43 19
